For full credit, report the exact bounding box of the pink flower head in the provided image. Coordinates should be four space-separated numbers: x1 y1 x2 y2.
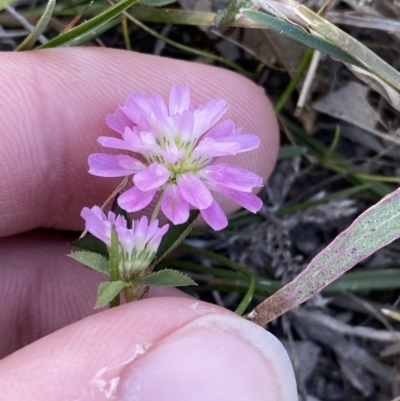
88 85 263 230
81 206 169 277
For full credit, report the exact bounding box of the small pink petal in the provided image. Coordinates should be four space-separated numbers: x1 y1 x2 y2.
161 184 190 224
116 226 136 255
81 205 106 223
118 186 156 212
106 107 134 134
98 136 135 151
161 143 185 163
88 154 134 177
133 215 150 252
122 93 153 132
114 214 128 229
117 127 148 154
229 134 260 153
193 137 241 157
144 219 159 242
81 206 113 246
193 98 227 137
149 94 171 130
172 110 194 142
201 164 263 192
200 199 228 231
140 131 158 146
169 85 190 115
147 222 169 249
221 188 262 213
204 120 236 140
177 174 213 209
204 122 260 153
134 163 171 191
115 155 146 172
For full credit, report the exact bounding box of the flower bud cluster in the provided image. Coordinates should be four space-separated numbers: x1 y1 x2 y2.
81 206 168 279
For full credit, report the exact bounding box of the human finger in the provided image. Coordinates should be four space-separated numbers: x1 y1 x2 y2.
0 296 297 401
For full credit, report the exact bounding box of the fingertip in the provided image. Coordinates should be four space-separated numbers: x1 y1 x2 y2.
118 313 297 401
0 298 296 401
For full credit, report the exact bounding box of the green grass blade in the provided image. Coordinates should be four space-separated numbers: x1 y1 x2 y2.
139 0 176 5
241 9 363 68
298 4 400 92
278 145 307 159
39 0 139 48
276 183 370 217
15 0 55 50
280 116 392 198
325 268 400 292
181 244 256 314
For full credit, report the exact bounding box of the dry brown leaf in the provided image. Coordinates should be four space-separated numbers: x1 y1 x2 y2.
345 63 400 112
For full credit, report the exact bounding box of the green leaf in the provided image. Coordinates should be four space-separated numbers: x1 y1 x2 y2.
135 269 197 286
241 9 363 68
72 235 108 256
15 0 55 50
140 0 176 5
154 210 199 264
69 251 109 275
95 281 125 308
278 145 307 159
38 0 139 48
248 188 400 324
0 0 15 12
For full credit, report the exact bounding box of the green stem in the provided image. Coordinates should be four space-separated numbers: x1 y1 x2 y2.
217 0 253 26
124 285 135 302
121 17 131 51
123 11 257 79
109 229 121 308
321 125 341 164
274 47 313 113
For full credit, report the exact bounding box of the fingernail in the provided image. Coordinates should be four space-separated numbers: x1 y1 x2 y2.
117 313 297 401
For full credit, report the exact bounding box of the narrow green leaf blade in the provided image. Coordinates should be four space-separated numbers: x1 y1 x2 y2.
39 0 139 48
324 268 400 293
15 0 55 50
278 145 307 159
95 281 125 308
249 188 400 324
241 9 363 68
140 0 176 5
72 235 108 256
135 269 197 286
154 210 199 264
69 251 109 275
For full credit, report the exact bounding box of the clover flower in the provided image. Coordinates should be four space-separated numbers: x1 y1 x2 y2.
81 206 169 278
88 85 263 230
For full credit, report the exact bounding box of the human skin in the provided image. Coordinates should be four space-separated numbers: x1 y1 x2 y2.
0 48 297 400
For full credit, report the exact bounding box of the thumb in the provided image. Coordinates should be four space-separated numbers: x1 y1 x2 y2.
0 297 297 401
